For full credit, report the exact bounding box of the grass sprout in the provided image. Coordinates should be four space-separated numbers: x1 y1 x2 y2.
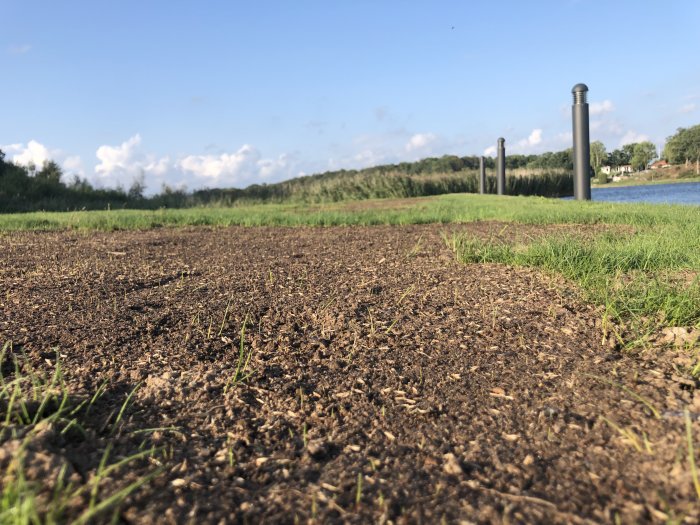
587 374 660 419
405 234 424 259
685 409 700 500
600 416 651 454
224 316 254 393
217 298 233 337
397 284 416 305
385 318 400 335
0 342 162 523
110 383 141 436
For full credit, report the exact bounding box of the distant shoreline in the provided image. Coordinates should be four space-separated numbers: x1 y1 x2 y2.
592 175 700 189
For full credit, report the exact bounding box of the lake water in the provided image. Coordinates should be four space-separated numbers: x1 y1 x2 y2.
588 181 700 205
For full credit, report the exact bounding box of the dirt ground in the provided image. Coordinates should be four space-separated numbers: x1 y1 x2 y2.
1 223 699 524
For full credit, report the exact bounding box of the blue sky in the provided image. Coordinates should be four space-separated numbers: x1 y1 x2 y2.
2 0 699 193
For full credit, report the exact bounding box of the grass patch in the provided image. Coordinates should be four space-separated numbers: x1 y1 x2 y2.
449 218 700 339
3 192 699 343
0 343 161 523
1 192 700 231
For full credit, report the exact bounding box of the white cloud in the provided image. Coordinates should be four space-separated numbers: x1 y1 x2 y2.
1 140 85 177
353 149 387 166
177 145 261 183
89 134 299 192
63 155 84 175
1 143 24 156
405 133 437 152
7 140 52 167
589 100 615 115
258 153 296 180
144 157 171 176
93 134 180 190
176 144 301 188
681 103 697 114
486 129 571 156
329 128 457 171
524 129 542 147
509 129 544 153
619 131 650 147
95 134 143 177
325 146 396 172
327 128 447 171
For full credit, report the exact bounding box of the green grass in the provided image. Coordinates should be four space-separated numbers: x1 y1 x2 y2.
2 191 699 339
3 192 699 334
0 343 161 524
223 317 254 394
1 192 700 231
448 210 700 339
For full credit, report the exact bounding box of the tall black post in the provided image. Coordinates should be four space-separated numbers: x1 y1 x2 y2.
479 156 486 194
572 83 591 200
496 138 506 195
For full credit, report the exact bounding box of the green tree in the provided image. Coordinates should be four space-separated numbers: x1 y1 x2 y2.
128 172 147 199
608 148 631 168
630 142 657 171
621 143 637 165
36 160 63 183
590 141 607 171
664 125 700 174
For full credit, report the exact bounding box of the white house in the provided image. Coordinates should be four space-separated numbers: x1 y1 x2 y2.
602 165 633 174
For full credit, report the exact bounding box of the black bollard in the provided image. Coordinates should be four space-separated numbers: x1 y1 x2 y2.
572 83 591 200
496 138 506 195
479 156 486 194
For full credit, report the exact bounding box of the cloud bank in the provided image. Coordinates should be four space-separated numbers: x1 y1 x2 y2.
3 140 53 167
1 140 83 176
2 110 660 196
3 135 299 193
91 135 299 192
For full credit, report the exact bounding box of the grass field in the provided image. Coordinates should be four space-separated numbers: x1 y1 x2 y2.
1 193 700 230
2 193 699 521
2 193 698 337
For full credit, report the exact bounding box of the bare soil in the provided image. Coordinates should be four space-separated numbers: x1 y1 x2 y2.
1 223 699 524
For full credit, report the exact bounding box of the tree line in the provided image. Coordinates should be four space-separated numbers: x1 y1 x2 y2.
0 149 576 212
589 140 655 173
0 151 190 213
1 125 698 212
664 124 700 174
587 125 700 182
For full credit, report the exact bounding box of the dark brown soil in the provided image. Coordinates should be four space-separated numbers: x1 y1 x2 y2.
1 223 699 524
